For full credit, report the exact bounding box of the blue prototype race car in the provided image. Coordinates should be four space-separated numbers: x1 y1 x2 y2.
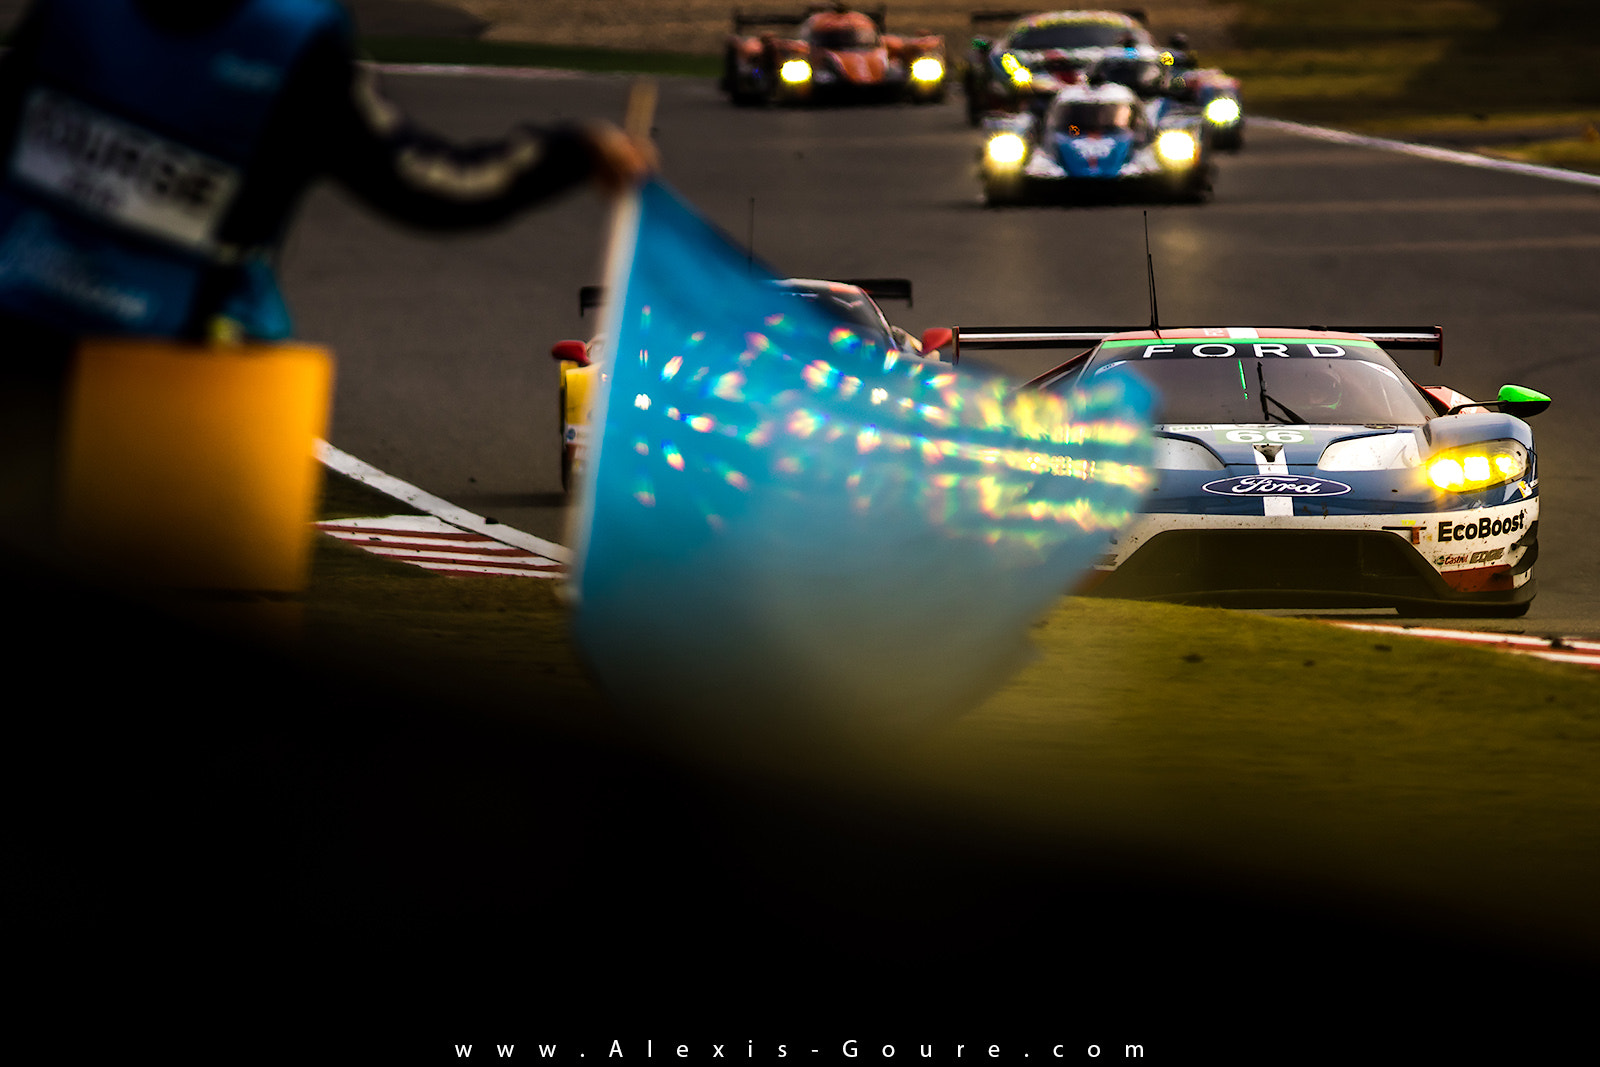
979 80 1212 204
933 324 1549 616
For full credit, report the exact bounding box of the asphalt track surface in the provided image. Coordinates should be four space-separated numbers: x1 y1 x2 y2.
282 69 1600 636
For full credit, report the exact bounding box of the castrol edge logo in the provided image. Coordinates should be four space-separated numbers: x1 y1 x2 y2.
1202 475 1353 497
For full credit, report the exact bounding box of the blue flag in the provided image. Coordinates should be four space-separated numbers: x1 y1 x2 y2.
569 181 1153 732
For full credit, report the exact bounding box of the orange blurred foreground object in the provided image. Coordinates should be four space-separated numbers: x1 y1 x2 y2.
58 340 333 601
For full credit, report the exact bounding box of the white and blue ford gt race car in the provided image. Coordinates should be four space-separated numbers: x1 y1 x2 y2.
938 324 1549 616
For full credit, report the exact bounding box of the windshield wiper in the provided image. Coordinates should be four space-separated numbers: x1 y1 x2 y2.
1257 362 1307 424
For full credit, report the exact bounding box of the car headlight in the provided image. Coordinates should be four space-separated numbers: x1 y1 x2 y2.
910 56 943 83
780 59 812 84
1426 440 1528 492
985 132 1027 169
1155 130 1197 165
999 52 1032 87
1204 96 1242 125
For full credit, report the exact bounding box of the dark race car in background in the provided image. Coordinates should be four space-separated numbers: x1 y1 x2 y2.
1163 31 1244 150
963 9 1245 147
963 8 1162 124
979 79 1213 204
722 4 947 106
923 324 1549 616
551 278 928 493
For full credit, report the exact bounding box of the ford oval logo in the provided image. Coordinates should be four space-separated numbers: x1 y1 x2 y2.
1202 475 1353 497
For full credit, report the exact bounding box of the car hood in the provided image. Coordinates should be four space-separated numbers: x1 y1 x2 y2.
1155 423 1420 470
1144 422 1537 515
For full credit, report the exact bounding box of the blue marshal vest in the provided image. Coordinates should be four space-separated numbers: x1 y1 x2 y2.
0 0 348 339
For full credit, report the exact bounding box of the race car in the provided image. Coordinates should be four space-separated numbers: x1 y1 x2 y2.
1163 32 1244 150
550 278 925 493
963 9 1164 125
979 79 1212 204
721 4 948 106
926 324 1549 616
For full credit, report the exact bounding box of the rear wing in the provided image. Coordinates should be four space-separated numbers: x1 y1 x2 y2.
733 8 807 32
944 327 1139 365
970 9 1030 27
970 8 1148 27
736 5 888 32
1317 325 1444 365
943 325 1444 365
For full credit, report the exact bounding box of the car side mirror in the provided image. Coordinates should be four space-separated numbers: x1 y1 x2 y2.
920 327 954 360
551 339 590 366
1497 383 1550 419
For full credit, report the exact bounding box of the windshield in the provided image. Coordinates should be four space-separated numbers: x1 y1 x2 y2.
1074 339 1435 425
774 284 895 354
1050 101 1135 133
1009 24 1140 51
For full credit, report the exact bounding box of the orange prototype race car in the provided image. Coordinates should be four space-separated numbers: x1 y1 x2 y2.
721 3 948 106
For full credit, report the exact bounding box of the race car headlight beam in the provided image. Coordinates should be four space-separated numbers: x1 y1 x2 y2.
780 59 813 84
1000 52 1032 87
1427 439 1527 492
910 56 944 83
1204 96 1242 126
985 132 1027 170
1155 130 1198 166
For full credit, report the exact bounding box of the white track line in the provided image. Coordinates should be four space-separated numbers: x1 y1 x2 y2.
1331 621 1600 669
315 440 572 564
1252 117 1600 189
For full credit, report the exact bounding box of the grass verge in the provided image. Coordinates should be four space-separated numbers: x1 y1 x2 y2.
303 474 1600 960
1212 0 1600 154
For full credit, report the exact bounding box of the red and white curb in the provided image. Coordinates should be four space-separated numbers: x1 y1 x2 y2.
316 514 565 578
1331 622 1600 670
312 446 1600 664
316 440 569 578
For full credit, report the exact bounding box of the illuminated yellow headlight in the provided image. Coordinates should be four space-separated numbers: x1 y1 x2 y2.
1155 130 1197 164
1427 440 1527 491
999 52 1032 86
910 56 944 83
780 59 812 84
1204 96 1242 125
985 132 1027 168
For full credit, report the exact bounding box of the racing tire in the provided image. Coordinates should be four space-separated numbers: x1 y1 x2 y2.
982 181 1021 207
1179 175 1213 205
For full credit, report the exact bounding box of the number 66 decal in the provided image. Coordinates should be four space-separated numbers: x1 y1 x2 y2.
1221 428 1308 444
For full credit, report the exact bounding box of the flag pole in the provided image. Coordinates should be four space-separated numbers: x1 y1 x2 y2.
623 77 657 142
565 78 659 593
